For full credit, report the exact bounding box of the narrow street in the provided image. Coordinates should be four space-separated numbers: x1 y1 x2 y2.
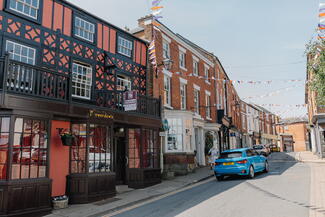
108 152 311 217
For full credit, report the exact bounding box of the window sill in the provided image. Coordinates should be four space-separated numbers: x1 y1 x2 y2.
206 117 212 121
164 105 174 110
180 66 187 71
205 80 211 85
194 114 202 119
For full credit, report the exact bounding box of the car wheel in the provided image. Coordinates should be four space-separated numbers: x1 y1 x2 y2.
264 161 269 173
216 176 224 181
248 165 255 179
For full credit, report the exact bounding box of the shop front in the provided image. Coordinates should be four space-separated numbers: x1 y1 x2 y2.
0 95 161 217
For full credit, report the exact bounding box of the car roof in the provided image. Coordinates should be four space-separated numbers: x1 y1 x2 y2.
221 148 250 153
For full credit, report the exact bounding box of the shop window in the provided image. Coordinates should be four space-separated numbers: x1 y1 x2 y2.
74 17 95 42
12 118 48 179
142 129 159 168
128 129 141 169
167 119 183 151
88 124 112 173
0 117 10 180
72 62 92 100
71 124 87 174
9 0 39 19
117 36 133 57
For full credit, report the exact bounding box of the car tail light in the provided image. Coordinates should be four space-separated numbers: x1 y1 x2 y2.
236 160 248 164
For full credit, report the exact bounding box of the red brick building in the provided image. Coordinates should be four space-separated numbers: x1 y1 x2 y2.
133 16 222 175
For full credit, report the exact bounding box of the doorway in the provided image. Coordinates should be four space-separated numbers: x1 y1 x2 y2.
114 127 127 185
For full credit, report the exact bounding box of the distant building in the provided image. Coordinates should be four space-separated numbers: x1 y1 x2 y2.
277 118 309 152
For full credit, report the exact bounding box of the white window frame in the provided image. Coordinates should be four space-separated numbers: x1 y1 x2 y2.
193 60 199 76
118 36 133 57
205 91 211 119
180 82 187 110
72 62 93 100
6 40 36 91
164 74 171 107
194 89 200 115
167 118 184 152
204 64 209 80
162 40 170 59
74 17 95 43
116 76 131 91
9 0 39 19
179 46 186 70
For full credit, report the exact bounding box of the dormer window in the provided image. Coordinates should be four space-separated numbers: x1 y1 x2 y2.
118 37 133 57
74 17 95 42
9 0 39 19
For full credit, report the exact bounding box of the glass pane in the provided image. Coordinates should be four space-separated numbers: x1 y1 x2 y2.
0 164 6 179
20 165 29 179
24 119 32 133
0 149 7 164
11 163 20 179
13 133 22 148
30 163 38 178
0 133 9 148
32 120 40 133
39 165 46 177
22 134 31 148
39 134 47 148
15 118 23 133
70 161 78 173
1 118 10 132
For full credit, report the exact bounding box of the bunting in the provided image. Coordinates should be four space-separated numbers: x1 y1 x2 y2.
148 0 164 69
318 3 325 39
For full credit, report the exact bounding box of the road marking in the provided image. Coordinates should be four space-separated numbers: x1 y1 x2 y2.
102 177 215 217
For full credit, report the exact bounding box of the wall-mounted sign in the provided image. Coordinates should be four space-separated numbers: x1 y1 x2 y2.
123 91 137 111
89 110 114 119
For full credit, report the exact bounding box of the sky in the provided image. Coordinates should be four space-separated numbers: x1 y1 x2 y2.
68 0 319 118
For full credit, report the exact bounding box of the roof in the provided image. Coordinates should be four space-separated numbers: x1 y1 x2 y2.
278 117 308 125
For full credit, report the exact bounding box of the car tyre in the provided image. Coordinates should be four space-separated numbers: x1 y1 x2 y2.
264 161 269 173
248 165 255 179
216 176 224 181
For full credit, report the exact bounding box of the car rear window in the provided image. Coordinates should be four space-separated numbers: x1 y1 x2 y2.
253 145 264 150
219 152 243 159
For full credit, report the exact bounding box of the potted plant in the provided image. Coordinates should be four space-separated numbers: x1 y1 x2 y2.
60 132 75 146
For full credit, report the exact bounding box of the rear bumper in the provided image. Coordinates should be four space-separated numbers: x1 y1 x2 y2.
214 165 249 176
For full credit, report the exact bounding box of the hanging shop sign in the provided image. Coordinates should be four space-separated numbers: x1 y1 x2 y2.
89 110 114 120
123 90 138 111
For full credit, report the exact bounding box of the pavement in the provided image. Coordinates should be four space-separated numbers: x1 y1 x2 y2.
45 166 214 217
293 151 325 163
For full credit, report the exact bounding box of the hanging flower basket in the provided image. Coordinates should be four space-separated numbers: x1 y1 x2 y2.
60 134 75 146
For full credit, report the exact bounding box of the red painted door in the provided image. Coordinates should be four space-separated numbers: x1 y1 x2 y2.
49 120 70 197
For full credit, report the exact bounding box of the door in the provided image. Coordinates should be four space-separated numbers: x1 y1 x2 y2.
115 137 127 185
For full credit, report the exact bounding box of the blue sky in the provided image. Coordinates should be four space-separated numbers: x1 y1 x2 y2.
68 0 319 118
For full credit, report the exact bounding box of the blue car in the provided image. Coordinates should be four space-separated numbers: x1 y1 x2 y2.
214 148 269 181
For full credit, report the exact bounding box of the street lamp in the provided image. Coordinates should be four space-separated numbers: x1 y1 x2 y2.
158 58 173 71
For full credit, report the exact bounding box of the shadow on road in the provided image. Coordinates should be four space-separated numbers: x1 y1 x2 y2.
112 152 299 217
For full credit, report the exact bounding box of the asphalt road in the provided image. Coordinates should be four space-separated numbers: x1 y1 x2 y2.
111 152 311 217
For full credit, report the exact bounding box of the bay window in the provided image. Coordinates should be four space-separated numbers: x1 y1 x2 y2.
0 117 10 180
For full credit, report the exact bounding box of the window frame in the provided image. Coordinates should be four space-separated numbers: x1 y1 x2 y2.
117 36 133 58
116 75 132 91
71 61 93 100
162 40 170 59
179 50 186 69
164 74 171 107
194 89 200 115
180 83 187 110
206 94 211 119
193 59 199 76
73 16 96 43
6 0 42 22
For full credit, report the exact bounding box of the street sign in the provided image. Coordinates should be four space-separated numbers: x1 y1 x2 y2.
123 91 137 111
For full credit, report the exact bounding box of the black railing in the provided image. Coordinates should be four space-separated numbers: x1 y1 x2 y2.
95 90 161 117
0 57 161 118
